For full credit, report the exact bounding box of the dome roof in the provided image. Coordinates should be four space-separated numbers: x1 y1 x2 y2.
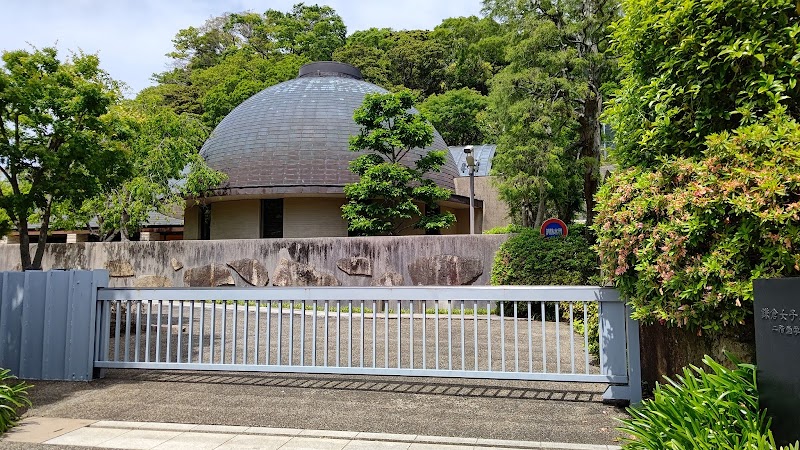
200 62 457 196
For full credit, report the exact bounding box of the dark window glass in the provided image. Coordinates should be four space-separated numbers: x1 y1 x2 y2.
199 205 211 240
261 199 283 238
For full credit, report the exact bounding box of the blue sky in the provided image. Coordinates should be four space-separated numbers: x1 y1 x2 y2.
2 0 483 96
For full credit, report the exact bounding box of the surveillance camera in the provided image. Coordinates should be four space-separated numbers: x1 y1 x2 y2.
463 145 474 154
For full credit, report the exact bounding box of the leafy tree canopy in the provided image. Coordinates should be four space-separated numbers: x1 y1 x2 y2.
78 97 226 241
595 0 800 332
0 47 129 269
342 91 455 235
148 3 346 128
606 0 800 167
595 111 800 331
419 88 490 145
484 0 619 227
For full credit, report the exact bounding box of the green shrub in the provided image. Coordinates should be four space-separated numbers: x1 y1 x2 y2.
491 227 598 286
483 224 526 234
620 355 799 450
0 369 31 434
491 227 600 354
594 112 800 332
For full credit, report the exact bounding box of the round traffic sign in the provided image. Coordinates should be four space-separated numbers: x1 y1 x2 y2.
540 218 568 238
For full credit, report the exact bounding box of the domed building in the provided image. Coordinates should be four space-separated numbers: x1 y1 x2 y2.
184 62 480 240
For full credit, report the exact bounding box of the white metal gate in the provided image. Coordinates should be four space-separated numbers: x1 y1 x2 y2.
94 286 641 403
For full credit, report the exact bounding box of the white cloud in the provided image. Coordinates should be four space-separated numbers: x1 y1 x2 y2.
0 0 483 95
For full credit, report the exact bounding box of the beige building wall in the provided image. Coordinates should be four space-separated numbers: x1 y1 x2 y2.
210 199 261 240
284 198 349 238
454 176 511 232
184 206 200 240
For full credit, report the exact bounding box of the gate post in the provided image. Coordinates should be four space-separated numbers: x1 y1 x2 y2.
624 304 642 405
600 292 642 405
89 270 109 380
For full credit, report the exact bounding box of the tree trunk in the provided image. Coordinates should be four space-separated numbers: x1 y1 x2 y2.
17 215 32 271
534 182 546 229
31 200 53 271
120 210 130 242
579 86 603 228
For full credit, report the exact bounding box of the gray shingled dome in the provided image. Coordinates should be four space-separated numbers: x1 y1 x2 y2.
200 62 457 196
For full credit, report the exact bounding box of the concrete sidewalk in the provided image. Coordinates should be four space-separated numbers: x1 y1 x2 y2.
5 369 628 448
1 417 622 450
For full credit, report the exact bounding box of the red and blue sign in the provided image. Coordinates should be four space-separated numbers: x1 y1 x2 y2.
540 218 568 238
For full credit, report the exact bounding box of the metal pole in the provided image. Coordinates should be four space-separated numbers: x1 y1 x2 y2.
469 166 475 235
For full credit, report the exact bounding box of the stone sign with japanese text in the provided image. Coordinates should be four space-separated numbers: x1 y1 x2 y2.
754 278 800 445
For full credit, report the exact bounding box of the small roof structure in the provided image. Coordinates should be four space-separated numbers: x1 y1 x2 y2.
448 145 497 177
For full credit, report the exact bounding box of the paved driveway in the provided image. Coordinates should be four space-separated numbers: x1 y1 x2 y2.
19 369 628 446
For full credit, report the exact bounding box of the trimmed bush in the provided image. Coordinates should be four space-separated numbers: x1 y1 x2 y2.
491 227 600 353
620 355 799 449
0 369 31 434
491 227 598 286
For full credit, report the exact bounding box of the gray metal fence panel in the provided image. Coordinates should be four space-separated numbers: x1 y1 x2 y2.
0 272 25 376
42 272 70 380
0 270 109 380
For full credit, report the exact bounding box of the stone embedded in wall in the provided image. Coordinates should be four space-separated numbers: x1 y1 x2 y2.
273 258 341 287
371 271 404 286
227 259 269 286
134 275 172 288
336 257 373 276
106 260 134 277
171 258 183 271
408 254 483 286
183 265 235 287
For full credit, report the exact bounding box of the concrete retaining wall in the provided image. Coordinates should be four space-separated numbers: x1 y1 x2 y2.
0 235 510 288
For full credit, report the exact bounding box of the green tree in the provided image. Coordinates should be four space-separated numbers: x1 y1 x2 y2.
342 91 455 235
605 0 800 168
484 0 620 228
419 88 490 145
0 47 129 269
594 0 800 331
149 4 346 128
332 28 394 88
80 98 226 241
386 31 447 98
431 16 508 94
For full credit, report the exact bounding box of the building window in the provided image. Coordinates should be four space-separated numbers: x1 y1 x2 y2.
261 199 283 238
199 205 211 240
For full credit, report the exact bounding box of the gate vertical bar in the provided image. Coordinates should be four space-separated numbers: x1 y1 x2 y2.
243 302 249 364
409 302 414 368
255 301 260 365
290 301 296 365
166 301 173 362
177 301 184 363
460 301 465 370
199 301 205 364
